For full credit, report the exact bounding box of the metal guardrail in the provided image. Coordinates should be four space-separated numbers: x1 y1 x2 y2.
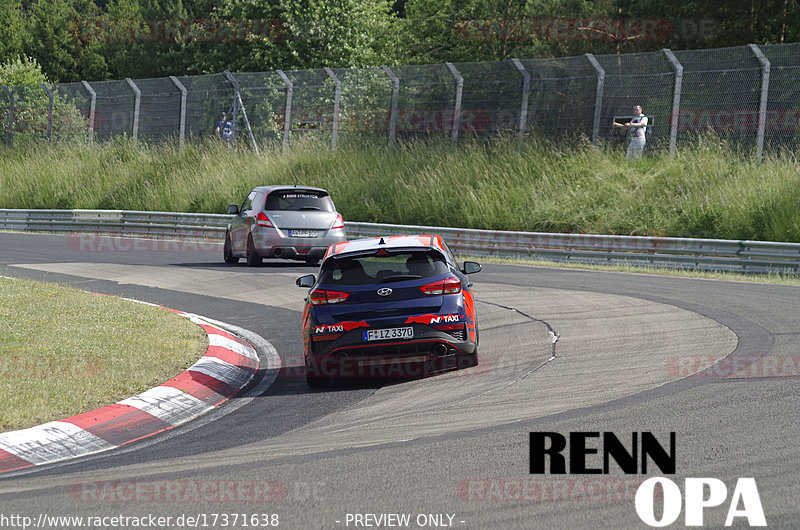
1 209 799 274
0 209 227 239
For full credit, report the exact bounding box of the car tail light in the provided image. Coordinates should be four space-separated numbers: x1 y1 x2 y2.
420 277 461 295
331 213 344 230
309 290 349 305
256 212 273 227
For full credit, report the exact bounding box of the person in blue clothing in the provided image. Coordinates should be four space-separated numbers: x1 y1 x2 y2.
614 105 648 159
215 112 233 142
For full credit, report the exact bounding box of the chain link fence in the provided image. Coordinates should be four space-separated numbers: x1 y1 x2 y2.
3 43 800 157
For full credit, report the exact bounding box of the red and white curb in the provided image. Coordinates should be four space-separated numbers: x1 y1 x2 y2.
0 306 260 474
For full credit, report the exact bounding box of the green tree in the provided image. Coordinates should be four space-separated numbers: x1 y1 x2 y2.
0 56 52 141
23 0 108 82
220 0 398 71
394 0 800 64
99 0 261 77
395 0 622 64
0 55 86 142
0 0 25 63
0 55 49 86
99 0 148 79
598 0 800 51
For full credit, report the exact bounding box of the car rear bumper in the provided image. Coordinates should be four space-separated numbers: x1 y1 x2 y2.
252 227 346 260
263 245 329 261
305 348 477 379
306 324 477 379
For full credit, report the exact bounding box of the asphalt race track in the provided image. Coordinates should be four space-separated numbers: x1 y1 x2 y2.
0 231 798 528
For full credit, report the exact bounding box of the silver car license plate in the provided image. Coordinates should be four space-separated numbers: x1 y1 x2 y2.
290 229 319 238
363 327 414 341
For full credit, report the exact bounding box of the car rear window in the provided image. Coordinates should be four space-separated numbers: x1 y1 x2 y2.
320 250 449 285
264 191 334 212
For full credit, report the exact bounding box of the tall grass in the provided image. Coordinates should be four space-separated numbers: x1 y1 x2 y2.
1 135 798 242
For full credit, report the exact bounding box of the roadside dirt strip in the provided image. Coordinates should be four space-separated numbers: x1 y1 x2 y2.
0 307 259 474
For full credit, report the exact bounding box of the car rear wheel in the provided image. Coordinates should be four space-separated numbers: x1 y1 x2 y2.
245 234 262 266
223 233 239 264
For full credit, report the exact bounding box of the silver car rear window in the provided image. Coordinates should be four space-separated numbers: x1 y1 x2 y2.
265 191 334 212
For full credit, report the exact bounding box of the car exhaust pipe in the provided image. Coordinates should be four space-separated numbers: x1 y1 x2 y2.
274 247 282 256
432 343 448 356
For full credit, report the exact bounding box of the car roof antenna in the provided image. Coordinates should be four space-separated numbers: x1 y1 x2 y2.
379 237 386 245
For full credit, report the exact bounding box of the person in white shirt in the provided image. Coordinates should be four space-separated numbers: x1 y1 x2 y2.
614 105 648 159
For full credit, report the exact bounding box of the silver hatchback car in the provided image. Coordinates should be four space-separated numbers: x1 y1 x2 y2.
224 186 347 266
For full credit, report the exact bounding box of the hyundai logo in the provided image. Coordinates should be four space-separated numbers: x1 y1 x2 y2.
377 288 393 297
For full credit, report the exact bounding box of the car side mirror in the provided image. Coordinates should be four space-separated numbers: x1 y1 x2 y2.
462 261 482 275
227 204 239 215
296 274 316 288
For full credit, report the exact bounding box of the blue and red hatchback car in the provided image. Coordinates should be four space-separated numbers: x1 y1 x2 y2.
296 235 482 387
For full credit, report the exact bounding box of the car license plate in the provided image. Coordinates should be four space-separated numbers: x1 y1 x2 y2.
290 229 319 238
363 327 413 341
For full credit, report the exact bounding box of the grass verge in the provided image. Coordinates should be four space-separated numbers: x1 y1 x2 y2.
1 135 799 243
0 277 207 433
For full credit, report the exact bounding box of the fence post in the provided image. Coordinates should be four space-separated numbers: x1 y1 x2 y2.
81 81 96 145
585 54 604 146
276 70 293 149
511 58 530 149
39 83 54 142
223 70 259 154
169 76 186 149
223 70 241 141
125 78 141 143
236 92 259 155
445 62 463 144
323 67 341 150
381 65 400 147
1 86 13 146
749 44 770 161
663 49 683 158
